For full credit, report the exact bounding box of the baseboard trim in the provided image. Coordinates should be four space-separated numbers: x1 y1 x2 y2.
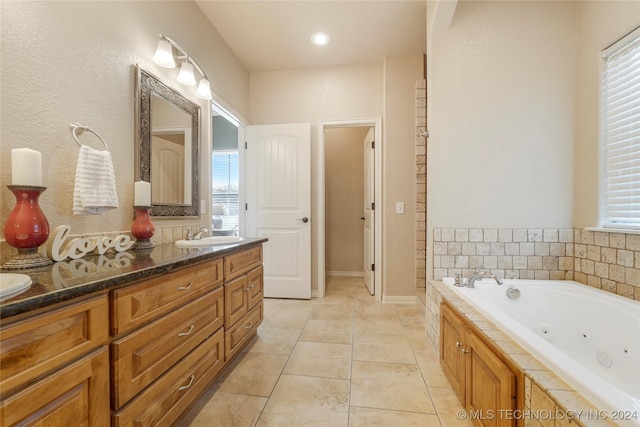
325 271 364 278
382 295 416 305
311 290 319 298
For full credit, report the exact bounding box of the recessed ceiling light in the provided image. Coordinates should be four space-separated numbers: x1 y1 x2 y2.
311 32 330 46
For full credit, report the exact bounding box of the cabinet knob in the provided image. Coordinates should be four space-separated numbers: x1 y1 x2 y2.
461 349 469 354
455 341 463 347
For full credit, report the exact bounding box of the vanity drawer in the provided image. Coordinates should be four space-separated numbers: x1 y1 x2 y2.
112 328 225 427
1 347 110 427
111 258 223 335
225 301 263 361
224 246 262 281
0 294 109 395
111 286 224 409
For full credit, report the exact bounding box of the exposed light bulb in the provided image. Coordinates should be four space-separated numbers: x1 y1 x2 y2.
177 61 196 86
311 32 330 46
152 39 176 68
196 78 212 100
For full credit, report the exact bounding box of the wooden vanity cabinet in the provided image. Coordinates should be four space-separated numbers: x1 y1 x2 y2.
440 301 519 427
0 294 110 426
223 251 263 361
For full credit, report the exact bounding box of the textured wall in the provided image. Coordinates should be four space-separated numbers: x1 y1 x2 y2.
0 1 249 260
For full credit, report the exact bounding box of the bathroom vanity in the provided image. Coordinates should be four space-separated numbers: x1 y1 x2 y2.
0 238 266 426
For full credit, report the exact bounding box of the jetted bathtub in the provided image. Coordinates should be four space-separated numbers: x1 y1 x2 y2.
443 277 640 425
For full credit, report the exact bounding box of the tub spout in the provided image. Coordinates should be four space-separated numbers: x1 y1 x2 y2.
465 270 503 288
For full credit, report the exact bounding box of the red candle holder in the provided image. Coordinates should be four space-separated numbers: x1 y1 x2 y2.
2 185 52 269
131 206 155 250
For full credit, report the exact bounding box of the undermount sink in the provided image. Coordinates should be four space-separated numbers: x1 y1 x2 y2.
175 236 245 248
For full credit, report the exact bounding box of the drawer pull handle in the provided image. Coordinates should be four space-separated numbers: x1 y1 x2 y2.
178 325 194 337
178 282 193 291
178 375 195 391
244 321 254 330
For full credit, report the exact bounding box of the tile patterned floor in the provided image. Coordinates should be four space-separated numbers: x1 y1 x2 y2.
178 277 473 427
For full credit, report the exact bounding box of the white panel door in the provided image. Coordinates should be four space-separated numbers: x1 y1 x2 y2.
363 128 375 295
245 123 311 299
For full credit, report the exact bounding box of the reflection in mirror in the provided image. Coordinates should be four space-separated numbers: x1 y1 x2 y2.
136 67 200 217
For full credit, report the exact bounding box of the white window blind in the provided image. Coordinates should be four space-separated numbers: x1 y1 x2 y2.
212 151 239 231
602 26 640 229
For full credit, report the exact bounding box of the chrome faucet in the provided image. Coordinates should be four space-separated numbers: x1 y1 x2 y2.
193 226 209 240
183 226 209 240
464 267 503 288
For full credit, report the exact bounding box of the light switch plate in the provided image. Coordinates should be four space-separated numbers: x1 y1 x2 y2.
396 202 405 214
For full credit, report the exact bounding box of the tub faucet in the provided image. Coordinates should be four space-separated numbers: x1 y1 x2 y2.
465 269 503 288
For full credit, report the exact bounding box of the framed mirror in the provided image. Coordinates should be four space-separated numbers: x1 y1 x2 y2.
136 66 200 217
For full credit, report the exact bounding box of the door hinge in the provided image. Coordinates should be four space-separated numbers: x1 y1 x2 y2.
244 141 248 149
371 202 375 210
371 264 375 272
245 203 248 211
372 141 375 149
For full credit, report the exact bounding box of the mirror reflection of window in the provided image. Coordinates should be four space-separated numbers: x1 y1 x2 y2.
212 113 239 235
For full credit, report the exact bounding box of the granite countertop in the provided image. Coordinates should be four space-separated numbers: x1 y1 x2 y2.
0 238 267 319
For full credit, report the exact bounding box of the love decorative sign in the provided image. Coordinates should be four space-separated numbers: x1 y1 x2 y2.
46 225 134 262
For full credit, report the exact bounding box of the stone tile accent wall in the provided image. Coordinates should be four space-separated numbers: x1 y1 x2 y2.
415 79 427 290
573 229 640 300
431 227 640 301
433 228 574 282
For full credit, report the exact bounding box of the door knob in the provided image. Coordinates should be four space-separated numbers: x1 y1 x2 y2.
360 217 365 221
297 217 309 223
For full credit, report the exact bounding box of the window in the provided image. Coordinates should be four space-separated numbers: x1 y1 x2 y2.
212 151 239 233
601 26 640 229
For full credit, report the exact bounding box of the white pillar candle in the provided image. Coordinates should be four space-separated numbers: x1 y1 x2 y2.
134 181 151 206
11 148 42 186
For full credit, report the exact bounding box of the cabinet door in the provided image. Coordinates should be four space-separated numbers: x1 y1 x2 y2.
247 265 264 309
440 303 466 403
465 331 516 427
225 275 249 328
0 347 110 427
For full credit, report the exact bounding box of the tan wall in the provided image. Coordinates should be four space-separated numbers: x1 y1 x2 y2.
573 2 640 228
427 1 577 279
383 54 424 298
0 1 249 243
325 127 368 274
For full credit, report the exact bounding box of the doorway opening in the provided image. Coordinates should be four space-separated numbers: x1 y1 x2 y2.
318 118 382 300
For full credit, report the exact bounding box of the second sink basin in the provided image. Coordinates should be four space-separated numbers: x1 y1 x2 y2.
175 236 245 248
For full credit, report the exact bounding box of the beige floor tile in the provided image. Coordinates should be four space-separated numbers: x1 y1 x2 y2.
299 318 353 344
218 352 288 397
310 303 355 322
256 374 349 427
260 305 312 329
350 360 436 414
428 386 474 427
349 406 442 427
182 392 267 427
318 290 356 305
283 341 352 379
404 323 431 350
354 316 405 335
248 326 301 355
353 332 416 364
395 304 425 326
414 348 451 388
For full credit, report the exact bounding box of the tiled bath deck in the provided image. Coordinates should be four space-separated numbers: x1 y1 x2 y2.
177 277 472 427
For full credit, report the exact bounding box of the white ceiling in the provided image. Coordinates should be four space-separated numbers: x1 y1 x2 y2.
195 1 427 72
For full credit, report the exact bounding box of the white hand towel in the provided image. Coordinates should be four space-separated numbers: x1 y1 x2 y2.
73 145 119 215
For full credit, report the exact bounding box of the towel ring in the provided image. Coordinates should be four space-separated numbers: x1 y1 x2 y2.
70 123 109 151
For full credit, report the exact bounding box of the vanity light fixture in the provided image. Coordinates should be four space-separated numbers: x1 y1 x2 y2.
311 32 330 46
152 34 212 100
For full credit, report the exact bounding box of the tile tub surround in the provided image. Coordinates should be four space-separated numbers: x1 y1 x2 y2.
425 279 617 427
433 227 640 301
